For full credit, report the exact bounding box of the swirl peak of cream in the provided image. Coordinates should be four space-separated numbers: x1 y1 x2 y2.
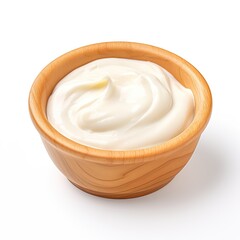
47 58 194 150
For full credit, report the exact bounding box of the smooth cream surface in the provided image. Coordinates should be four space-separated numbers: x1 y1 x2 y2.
47 58 194 150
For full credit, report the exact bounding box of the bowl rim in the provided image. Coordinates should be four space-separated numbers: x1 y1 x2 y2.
29 41 212 164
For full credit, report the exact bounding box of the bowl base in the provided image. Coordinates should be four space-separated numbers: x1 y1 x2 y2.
69 178 174 199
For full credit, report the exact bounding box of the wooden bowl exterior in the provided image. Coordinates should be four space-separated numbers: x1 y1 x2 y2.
42 136 200 198
29 42 212 198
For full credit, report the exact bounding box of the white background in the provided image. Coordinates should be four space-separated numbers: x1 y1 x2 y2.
0 0 239 239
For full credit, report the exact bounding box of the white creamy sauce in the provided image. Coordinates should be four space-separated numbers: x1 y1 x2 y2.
47 58 194 150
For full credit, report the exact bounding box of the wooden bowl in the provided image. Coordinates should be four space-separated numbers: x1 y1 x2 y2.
29 42 212 199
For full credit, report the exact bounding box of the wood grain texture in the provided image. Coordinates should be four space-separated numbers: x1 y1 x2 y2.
29 42 212 198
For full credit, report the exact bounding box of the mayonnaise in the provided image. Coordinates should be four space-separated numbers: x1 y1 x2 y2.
47 58 194 150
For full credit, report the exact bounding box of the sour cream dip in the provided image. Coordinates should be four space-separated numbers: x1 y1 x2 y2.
47 58 195 150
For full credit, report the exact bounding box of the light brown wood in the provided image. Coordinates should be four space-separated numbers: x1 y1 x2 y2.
29 42 212 198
